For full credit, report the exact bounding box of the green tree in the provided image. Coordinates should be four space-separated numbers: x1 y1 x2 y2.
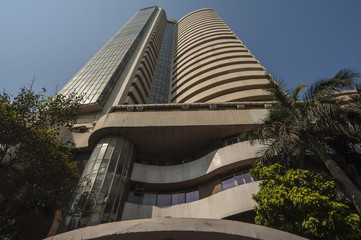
243 69 361 214
0 88 82 239
251 163 361 239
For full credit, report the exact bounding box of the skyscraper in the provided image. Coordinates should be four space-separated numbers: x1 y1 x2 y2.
51 7 305 240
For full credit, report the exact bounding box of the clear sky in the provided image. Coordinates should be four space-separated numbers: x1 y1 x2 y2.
1 0 360 96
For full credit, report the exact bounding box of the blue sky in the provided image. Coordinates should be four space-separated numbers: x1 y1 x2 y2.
1 0 360 96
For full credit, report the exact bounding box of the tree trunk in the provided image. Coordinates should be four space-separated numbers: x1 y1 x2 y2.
324 159 361 215
312 143 361 215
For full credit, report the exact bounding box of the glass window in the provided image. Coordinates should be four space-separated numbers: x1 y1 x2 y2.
243 173 253 183
172 192 185 205
236 172 258 185
186 190 199 203
157 194 171 206
128 191 142 204
143 193 157 205
222 177 236 190
98 161 108 174
101 175 112 192
79 212 90 227
107 160 116 173
92 159 102 173
148 22 174 104
89 147 100 161
84 160 95 176
58 7 157 108
252 174 259 181
104 146 114 160
93 175 104 190
236 174 245 185
97 144 108 159
179 193 186 204
86 174 96 189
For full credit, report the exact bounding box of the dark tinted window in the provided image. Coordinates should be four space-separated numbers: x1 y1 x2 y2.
157 194 171 206
186 190 199 203
222 177 236 190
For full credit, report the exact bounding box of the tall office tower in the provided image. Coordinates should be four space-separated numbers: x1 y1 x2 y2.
171 9 270 103
149 19 176 103
52 7 304 240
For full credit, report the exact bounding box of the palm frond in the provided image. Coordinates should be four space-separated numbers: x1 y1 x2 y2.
257 139 283 166
349 83 361 104
242 120 276 145
245 69 361 173
291 83 307 106
331 68 360 89
315 107 361 142
258 136 306 169
265 74 293 110
305 68 360 101
356 83 361 94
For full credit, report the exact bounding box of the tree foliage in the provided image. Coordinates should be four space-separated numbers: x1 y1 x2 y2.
245 69 361 168
0 88 82 238
243 69 361 214
251 163 361 240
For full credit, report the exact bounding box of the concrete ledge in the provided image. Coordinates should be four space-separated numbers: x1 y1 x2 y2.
46 218 307 240
110 101 273 112
122 182 259 220
131 141 265 184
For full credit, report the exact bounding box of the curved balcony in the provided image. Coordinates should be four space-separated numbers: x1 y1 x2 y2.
122 181 259 220
131 141 265 184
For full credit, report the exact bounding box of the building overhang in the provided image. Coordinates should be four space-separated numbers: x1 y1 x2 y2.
86 102 268 156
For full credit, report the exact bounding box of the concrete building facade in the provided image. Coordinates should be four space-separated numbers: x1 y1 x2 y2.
51 6 305 240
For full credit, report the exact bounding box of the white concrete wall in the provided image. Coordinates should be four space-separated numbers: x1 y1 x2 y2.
122 181 259 220
48 217 308 240
131 141 265 184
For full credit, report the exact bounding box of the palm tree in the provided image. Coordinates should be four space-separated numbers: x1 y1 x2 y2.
244 69 361 215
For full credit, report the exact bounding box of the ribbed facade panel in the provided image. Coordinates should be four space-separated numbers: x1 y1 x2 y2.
171 9 272 103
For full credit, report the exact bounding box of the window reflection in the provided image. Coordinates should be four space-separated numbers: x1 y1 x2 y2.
243 173 253 183
149 21 175 104
172 192 185 204
222 172 258 190
58 6 158 107
59 135 134 233
186 190 199 203
221 177 236 190
127 171 258 207
127 189 199 206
